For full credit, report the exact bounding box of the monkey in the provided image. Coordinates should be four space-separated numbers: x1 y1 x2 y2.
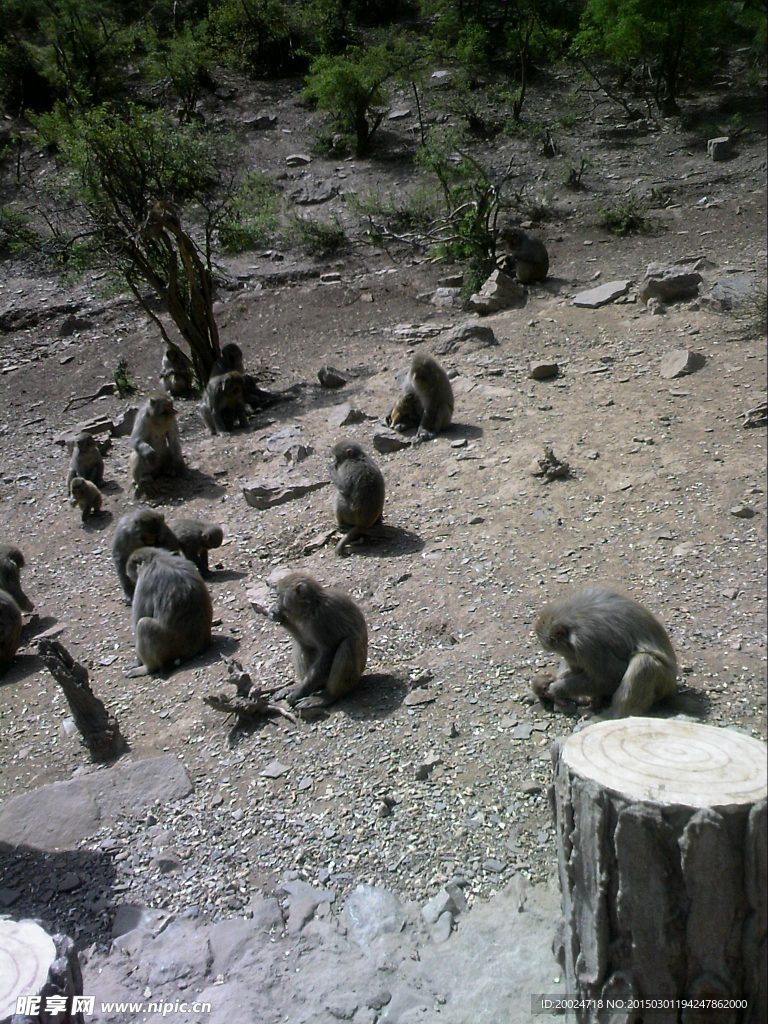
267 572 368 706
388 352 454 441
129 395 186 494
69 477 103 522
210 342 276 412
0 544 34 613
111 509 180 602
210 342 245 378
198 371 249 435
499 226 549 285
329 442 385 556
125 546 212 677
160 345 195 397
67 431 104 489
0 592 22 673
533 586 677 718
167 518 224 576
385 389 423 432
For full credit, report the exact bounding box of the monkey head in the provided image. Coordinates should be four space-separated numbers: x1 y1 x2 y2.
74 432 99 455
331 441 366 467
268 572 321 625
534 611 573 657
220 343 244 373
148 395 177 422
0 556 33 612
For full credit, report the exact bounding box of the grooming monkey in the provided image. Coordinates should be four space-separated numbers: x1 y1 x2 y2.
125 546 212 677
499 226 549 285
265 572 368 707
111 509 180 602
385 389 422 432
533 587 677 717
388 352 453 440
129 395 186 494
167 518 224 576
330 442 385 556
199 371 249 435
67 431 105 489
69 477 103 521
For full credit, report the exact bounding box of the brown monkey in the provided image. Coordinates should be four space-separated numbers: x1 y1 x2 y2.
267 572 368 706
167 518 223 576
199 371 249 435
111 509 180 602
0 592 22 673
67 431 104 489
160 345 195 397
385 389 422 431
0 544 34 612
129 395 186 494
211 343 277 411
389 353 453 441
69 477 103 521
125 546 212 677
210 342 245 378
330 442 385 556
533 587 677 717
499 226 549 284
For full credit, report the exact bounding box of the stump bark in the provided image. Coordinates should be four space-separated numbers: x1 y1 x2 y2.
552 717 767 1023
0 921 83 1023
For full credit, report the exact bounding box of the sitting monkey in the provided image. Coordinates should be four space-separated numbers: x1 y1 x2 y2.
533 586 677 717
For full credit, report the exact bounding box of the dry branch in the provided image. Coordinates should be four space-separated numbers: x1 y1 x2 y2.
37 639 127 762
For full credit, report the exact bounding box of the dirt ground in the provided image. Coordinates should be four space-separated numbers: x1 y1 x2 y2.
0 65 766 942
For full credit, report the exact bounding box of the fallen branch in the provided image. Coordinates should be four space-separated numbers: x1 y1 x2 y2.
37 639 127 761
204 658 298 729
63 382 116 412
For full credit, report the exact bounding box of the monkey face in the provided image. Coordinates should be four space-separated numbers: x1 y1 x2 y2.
268 574 319 624
332 442 365 466
149 396 176 420
75 433 98 453
221 344 244 373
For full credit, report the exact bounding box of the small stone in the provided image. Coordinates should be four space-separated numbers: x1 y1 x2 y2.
707 136 732 161
730 505 756 519
572 281 631 308
451 438 467 449
318 365 347 388
57 872 82 893
430 910 454 943
482 858 506 873
520 781 542 795
529 361 559 381
320 272 342 283
328 403 367 427
660 349 706 380
437 273 464 288
260 760 289 779
646 297 666 315
468 515 484 525
373 432 412 454
510 723 534 740
415 754 442 780
421 888 454 924
388 108 411 120
286 153 311 166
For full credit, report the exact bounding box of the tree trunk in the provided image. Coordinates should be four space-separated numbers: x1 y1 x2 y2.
551 717 766 1023
1 922 84 1023
37 639 127 763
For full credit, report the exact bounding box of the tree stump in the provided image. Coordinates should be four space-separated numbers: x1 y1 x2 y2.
0 921 83 1023
552 718 767 1023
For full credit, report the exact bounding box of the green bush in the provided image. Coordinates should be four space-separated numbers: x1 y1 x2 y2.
219 172 282 253
287 214 346 256
596 195 652 236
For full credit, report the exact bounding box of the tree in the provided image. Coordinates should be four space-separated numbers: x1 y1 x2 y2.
304 41 414 155
34 103 224 381
573 0 734 113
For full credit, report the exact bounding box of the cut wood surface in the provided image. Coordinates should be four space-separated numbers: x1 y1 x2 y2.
560 717 767 808
0 919 55 1019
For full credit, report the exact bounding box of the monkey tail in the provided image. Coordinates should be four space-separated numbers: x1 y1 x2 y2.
336 527 363 556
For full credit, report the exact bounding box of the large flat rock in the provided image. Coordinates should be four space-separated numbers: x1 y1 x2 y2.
572 280 631 307
0 755 193 851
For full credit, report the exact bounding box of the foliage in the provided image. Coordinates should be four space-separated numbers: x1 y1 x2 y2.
350 187 438 242
208 0 301 76
304 40 417 155
219 171 281 252
32 102 223 378
113 357 137 396
146 20 213 122
0 206 40 257
572 0 735 112
287 214 346 256
596 195 652 235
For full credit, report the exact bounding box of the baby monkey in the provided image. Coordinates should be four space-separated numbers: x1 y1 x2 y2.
69 477 103 521
330 441 385 556
533 586 677 718
265 572 368 707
